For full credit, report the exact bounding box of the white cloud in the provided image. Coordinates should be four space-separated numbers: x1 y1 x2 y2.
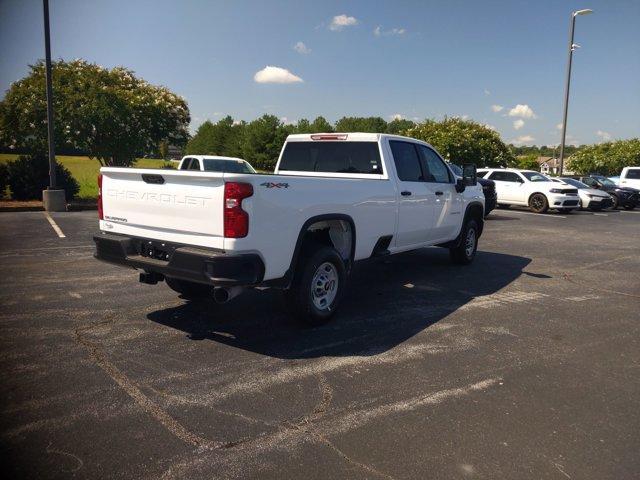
253 66 303 84
484 89 491 96
513 119 525 130
461 114 470 120
484 124 497 131
390 113 404 121
596 130 612 141
510 134 535 145
329 14 358 31
508 104 537 119
280 117 294 125
293 41 311 54
556 123 563 130
374 25 406 36
491 104 503 113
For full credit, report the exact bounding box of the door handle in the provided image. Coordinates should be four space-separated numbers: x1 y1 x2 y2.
401 191 412 196
435 191 444 196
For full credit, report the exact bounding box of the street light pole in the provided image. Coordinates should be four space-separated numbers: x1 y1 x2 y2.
43 0 56 189
558 8 592 176
41 0 66 211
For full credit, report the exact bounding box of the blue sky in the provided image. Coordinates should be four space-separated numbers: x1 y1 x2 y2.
1 0 638 146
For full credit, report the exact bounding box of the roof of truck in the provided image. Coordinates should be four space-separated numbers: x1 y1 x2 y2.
285 132 434 144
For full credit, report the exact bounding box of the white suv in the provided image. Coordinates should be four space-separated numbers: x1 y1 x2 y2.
477 169 580 213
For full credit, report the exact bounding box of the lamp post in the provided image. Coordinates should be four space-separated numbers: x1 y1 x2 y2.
42 0 66 211
558 8 593 176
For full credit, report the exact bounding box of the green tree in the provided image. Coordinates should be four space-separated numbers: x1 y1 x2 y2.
405 117 514 167
516 153 540 170
386 118 416 135
158 140 169 159
568 138 640 175
294 118 312 133
185 116 246 158
310 116 333 133
0 59 190 167
335 116 387 133
241 114 288 171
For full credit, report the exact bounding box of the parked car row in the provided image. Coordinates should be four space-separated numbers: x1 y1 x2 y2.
476 168 639 214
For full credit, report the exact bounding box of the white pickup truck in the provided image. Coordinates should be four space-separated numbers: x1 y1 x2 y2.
619 166 640 190
94 133 485 324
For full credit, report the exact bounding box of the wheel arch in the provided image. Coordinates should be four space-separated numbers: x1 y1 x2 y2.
275 214 356 288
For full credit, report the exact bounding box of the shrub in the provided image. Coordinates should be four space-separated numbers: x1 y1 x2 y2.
6 154 79 201
161 161 176 169
0 163 8 199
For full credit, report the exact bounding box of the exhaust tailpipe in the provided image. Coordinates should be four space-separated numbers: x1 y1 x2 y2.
213 286 243 304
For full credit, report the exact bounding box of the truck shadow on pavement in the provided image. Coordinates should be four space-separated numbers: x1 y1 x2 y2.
147 249 531 359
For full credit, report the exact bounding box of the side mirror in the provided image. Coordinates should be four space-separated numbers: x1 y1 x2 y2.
462 163 477 186
455 178 466 193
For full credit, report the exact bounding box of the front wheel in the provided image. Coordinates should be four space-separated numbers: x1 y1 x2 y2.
285 246 347 326
450 218 479 265
609 194 619 210
529 193 549 214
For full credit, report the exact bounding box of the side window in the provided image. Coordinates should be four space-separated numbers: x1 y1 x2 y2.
489 171 521 182
389 141 423 182
582 177 595 186
180 158 192 170
417 146 452 183
188 159 201 171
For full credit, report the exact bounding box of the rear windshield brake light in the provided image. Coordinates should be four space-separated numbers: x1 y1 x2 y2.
310 134 348 141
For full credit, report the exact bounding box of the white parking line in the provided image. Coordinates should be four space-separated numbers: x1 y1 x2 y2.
43 212 66 238
620 210 640 214
593 213 608 216
494 210 566 219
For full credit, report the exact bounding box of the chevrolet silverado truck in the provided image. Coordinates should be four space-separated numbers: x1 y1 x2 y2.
94 133 485 325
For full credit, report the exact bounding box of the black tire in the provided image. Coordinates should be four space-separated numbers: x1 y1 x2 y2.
449 218 479 265
497 204 510 209
284 245 346 326
623 204 635 210
529 193 549 213
559 208 573 214
165 277 212 300
609 194 619 210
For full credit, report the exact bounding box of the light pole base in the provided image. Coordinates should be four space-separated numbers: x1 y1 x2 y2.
43 189 67 212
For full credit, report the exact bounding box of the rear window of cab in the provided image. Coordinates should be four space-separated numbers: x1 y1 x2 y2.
279 142 383 175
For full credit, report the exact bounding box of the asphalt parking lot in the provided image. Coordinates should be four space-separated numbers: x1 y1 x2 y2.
1 207 639 479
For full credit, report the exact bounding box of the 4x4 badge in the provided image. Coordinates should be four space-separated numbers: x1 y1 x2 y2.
260 182 289 189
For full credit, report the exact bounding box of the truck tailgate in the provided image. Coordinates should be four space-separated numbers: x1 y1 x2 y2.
100 168 225 249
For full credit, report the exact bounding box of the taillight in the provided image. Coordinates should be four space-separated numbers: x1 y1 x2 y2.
97 174 103 220
224 182 253 238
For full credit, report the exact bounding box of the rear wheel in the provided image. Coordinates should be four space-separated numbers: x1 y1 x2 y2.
623 204 635 210
285 246 346 326
529 193 549 213
449 218 479 265
165 277 212 300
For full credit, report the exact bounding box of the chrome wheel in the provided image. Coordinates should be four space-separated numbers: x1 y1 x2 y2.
465 227 476 258
311 262 339 310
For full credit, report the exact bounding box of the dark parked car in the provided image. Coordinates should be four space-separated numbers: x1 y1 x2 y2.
579 175 639 210
449 163 496 216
